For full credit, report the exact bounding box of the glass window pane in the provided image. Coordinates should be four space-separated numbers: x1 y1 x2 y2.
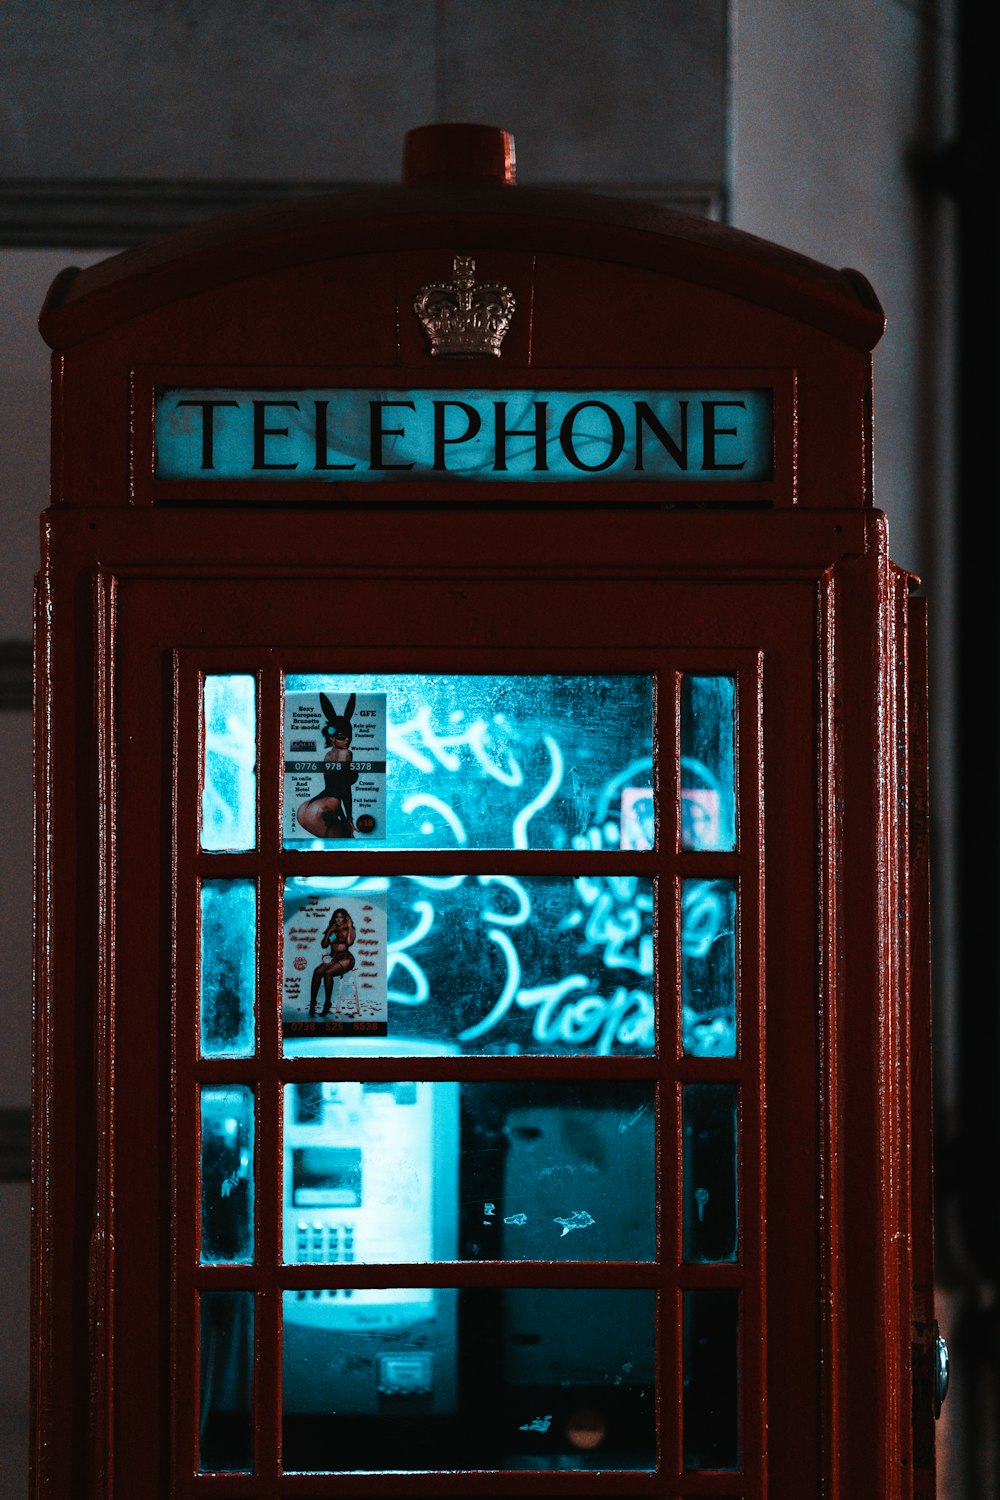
683 1084 738 1263
282 874 654 1057
200 880 256 1057
681 878 737 1057
282 1287 655 1471
283 674 653 851
199 1290 254 1472
283 1080 654 1263
683 1288 739 1471
680 675 736 851
202 674 256 851
200 1085 255 1264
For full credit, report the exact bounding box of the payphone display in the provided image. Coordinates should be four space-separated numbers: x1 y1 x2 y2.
281 1076 657 1471
282 1075 458 1284
283 1078 655 1267
281 1070 460 1433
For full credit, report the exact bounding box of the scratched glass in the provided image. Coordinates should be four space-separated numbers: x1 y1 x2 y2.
200 1085 255 1265
283 673 653 851
201 674 256 851
199 1290 254 1473
281 874 654 1057
680 675 736 851
682 1083 738 1263
282 1286 655 1471
681 878 737 1057
199 880 256 1057
682 1288 739 1471
282 1080 654 1263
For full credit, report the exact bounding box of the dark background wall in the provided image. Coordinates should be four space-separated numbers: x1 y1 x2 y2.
0 2 966 1494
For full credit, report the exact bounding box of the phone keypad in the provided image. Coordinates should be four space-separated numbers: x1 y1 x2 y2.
293 1220 356 1263
292 1220 358 1301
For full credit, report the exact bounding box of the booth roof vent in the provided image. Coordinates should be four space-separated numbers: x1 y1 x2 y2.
402 123 516 187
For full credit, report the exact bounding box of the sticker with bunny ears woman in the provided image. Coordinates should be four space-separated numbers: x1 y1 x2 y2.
296 692 359 838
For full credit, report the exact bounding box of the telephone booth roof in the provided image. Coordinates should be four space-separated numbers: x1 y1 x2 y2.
38 181 886 353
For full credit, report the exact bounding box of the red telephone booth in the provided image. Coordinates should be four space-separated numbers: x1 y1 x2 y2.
33 124 939 1498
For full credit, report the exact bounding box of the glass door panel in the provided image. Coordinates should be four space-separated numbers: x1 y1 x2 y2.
180 646 761 1493
681 877 738 1057
198 1290 254 1474
200 674 256 851
281 873 655 1056
680 673 737 851
199 879 256 1057
283 672 654 851
281 1286 657 1473
682 1082 739 1263
682 1288 740 1471
199 1084 255 1265
282 1079 656 1263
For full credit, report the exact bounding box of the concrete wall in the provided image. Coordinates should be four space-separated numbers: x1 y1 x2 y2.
0 0 727 187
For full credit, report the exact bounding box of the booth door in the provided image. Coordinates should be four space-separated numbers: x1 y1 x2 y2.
104 563 821 1499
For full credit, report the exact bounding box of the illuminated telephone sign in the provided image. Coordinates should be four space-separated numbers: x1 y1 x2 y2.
34 124 940 1498
153 386 774 481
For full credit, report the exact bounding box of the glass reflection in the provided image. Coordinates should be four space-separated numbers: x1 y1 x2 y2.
284 674 653 852
680 675 736 851
200 1085 255 1265
199 1290 253 1473
201 674 256 852
282 1287 655 1471
200 880 255 1057
681 878 737 1057
283 1080 654 1264
282 874 654 1057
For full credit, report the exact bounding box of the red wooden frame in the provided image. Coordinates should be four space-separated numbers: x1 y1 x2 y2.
82 556 798 1497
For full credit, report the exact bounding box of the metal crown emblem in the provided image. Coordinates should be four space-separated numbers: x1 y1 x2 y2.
413 255 515 358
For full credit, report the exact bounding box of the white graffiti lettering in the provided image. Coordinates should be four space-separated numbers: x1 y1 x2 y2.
389 706 525 786
512 735 563 849
399 792 468 845
457 928 654 1055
